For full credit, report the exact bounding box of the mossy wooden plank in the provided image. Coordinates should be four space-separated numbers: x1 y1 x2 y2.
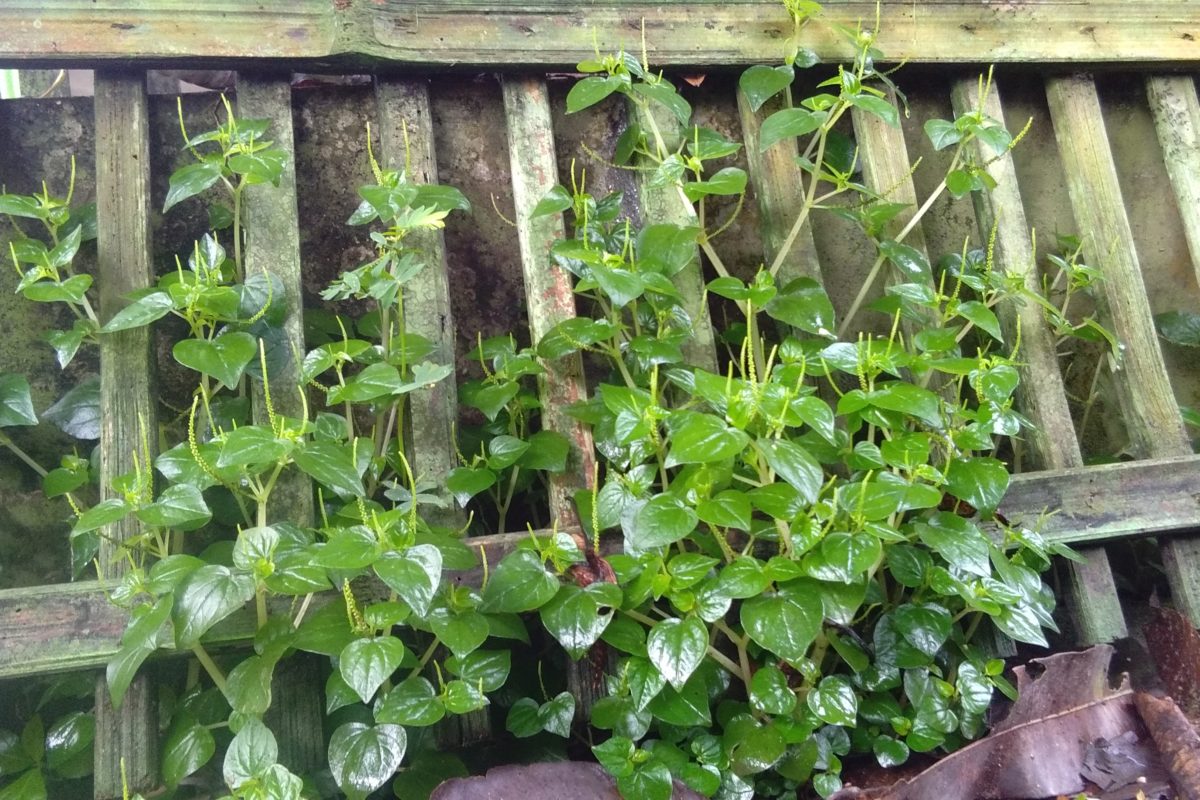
2 2 1198 67
503 75 614 716
3 453 1198 679
633 102 718 372
736 90 822 286
93 70 157 800
951 77 1125 644
376 78 462 527
1146 75 1200 289
501 75 596 525
1046 74 1200 624
236 74 326 776
238 74 315 527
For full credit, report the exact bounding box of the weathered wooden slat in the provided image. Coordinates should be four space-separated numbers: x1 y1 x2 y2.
93 69 158 800
375 77 492 747
736 89 823 285
1046 74 1200 624
375 78 461 527
951 77 1126 644
1 2 1198 67
3 455 1197 680
1146 75 1200 289
236 73 326 776
633 102 718 372
501 75 608 714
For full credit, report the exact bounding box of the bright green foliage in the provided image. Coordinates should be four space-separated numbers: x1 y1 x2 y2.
0 4 1117 800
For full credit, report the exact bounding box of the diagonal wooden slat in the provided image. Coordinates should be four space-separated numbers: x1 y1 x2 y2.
1046 74 1200 624
93 69 158 800
951 76 1125 643
0 2 1198 67
1146 75 1200 289
501 74 607 714
236 72 326 776
2 455 1197 681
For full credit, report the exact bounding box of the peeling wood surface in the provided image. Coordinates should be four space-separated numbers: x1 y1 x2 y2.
2 2 1199 68
1146 75 1200 290
2 455 1197 681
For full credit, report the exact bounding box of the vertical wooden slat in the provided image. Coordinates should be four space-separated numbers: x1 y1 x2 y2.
1046 74 1200 623
501 75 606 714
1146 75 1200 289
952 78 1126 644
236 73 325 773
736 91 823 285
93 69 158 800
633 103 718 372
375 77 491 746
375 78 460 527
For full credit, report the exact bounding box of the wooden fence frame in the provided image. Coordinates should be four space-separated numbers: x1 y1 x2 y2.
2 3 1200 797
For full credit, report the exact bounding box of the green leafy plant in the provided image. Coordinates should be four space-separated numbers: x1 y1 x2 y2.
0 4 1096 799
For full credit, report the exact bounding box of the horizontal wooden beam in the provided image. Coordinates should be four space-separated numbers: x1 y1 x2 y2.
1 455 1197 679
1 2 1197 69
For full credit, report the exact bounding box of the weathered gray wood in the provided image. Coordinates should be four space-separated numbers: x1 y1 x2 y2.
951 77 1125 643
1146 75 1200 289
1046 74 1200 624
3 453 1199 679
736 89 823 286
502 74 609 715
93 69 158 800
633 101 718 372
375 77 461 527
1 2 1198 67
236 73 326 775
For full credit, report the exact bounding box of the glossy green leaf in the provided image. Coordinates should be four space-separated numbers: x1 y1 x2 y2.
540 584 614 659
666 411 750 466
480 549 560 613
892 603 952 658
328 722 406 800
376 677 445 727
374 544 442 617
136 484 211 531
741 593 821 662
164 162 223 212
916 512 990 577
808 675 858 726
628 494 698 552
162 720 215 789
647 617 707 690
223 719 277 788
0 375 37 427
944 457 1010 516
758 439 822 503
429 608 489 658
101 291 173 333
173 565 255 648
750 664 797 715
759 108 826 150
740 64 794 111
294 441 364 498
43 377 100 439
766 278 836 337
566 75 623 113
173 331 257 389
339 636 409 703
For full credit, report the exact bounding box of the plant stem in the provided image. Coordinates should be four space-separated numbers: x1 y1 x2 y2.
191 643 228 695
0 433 48 477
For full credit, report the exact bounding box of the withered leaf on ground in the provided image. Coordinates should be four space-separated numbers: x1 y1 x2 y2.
430 761 706 800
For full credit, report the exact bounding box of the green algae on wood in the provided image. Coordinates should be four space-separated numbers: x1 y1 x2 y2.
951 77 1126 645
1046 74 1200 626
93 70 158 800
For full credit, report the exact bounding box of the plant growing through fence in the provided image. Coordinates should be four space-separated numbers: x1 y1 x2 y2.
0 3 1104 798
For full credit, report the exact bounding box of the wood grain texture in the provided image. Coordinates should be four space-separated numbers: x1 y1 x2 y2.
238 74 315 526
376 77 462 527
93 70 158 800
1 2 1198 67
951 77 1125 644
502 75 610 717
4 455 1197 680
501 75 596 526
633 101 718 372
736 89 823 286
236 74 325 776
1146 75 1200 289
1046 74 1200 623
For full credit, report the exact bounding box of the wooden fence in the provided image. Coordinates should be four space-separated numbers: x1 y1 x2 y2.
1 2 1200 797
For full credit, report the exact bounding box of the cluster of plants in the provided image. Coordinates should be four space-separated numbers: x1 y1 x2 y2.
0 3 1119 799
